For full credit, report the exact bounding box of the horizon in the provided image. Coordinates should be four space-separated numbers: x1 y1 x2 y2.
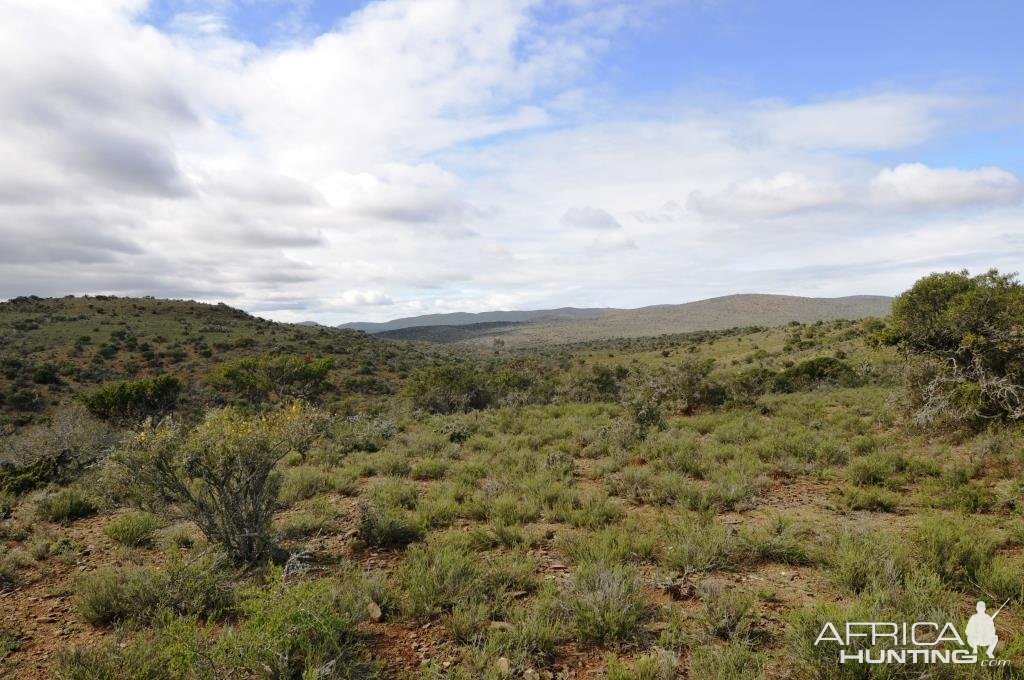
1 1 1022 324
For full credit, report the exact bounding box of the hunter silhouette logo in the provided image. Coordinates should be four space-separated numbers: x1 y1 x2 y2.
814 599 1011 667
966 599 1007 659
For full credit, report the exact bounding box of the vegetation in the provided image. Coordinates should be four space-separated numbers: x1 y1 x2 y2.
3 273 1024 677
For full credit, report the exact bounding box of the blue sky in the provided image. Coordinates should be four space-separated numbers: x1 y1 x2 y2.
1 0 1022 321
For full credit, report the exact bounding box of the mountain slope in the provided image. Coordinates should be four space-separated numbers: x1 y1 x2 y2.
339 307 610 333
375 294 893 346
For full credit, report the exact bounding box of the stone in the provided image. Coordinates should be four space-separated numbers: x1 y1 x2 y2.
496 657 512 676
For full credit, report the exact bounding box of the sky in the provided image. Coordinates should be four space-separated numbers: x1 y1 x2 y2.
0 0 1022 324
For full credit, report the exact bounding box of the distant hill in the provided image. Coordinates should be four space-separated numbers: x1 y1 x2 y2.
339 307 610 333
364 294 893 347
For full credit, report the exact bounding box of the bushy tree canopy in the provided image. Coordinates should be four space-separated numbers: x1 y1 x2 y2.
876 269 1024 425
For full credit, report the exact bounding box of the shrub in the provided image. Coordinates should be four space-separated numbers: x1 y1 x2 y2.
688 641 763 680
558 563 647 645
207 355 334 405
876 269 1024 426
772 357 858 393
915 514 997 585
79 375 182 422
400 542 482 617
75 553 234 626
0 404 115 494
105 512 162 547
697 580 753 641
36 488 97 524
111 403 327 563
402 364 492 414
357 500 423 548
218 578 371 679
604 648 678 680
278 466 329 506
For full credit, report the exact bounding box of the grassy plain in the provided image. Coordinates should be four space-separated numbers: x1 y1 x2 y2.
1 296 1022 679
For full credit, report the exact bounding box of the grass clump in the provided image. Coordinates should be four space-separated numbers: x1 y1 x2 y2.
558 562 647 646
356 500 423 548
104 511 162 547
688 641 763 680
697 580 754 641
36 487 97 524
74 552 234 626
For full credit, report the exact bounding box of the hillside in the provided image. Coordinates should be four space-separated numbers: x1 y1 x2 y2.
0 295 452 429
339 307 609 333
370 294 893 347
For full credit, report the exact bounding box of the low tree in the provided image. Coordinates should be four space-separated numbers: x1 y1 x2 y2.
401 363 491 414
207 355 334 405
78 374 182 422
111 402 328 563
875 269 1024 426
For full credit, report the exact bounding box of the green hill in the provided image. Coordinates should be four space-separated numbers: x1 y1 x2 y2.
371 294 893 347
0 295 451 429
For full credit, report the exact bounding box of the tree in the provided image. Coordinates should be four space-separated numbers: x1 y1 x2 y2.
112 402 328 563
79 374 182 423
401 364 491 414
876 269 1024 426
207 355 334 405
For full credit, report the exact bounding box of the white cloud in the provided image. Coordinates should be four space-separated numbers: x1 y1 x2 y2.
871 163 1023 208
561 206 623 230
687 172 848 218
0 0 1020 322
750 93 962 150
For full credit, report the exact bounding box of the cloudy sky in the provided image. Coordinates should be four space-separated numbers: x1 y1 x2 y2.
1 0 1022 323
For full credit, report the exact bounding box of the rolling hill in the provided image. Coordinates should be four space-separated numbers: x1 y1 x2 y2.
339 307 610 333
355 294 893 347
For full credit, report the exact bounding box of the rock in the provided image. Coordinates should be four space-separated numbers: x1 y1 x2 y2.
367 601 383 622
524 669 539 680
496 657 512 676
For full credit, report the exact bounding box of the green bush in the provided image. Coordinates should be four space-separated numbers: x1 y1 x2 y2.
207 355 334 405
0 405 115 494
558 563 647 645
357 500 423 548
75 553 234 626
36 487 97 524
402 363 492 414
79 374 182 422
219 578 371 678
875 269 1024 425
104 512 162 547
111 403 327 563
772 357 858 392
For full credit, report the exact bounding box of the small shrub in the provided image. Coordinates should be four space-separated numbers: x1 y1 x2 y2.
75 553 234 626
558 563 647 645
79 375 182 422
411 458 447 480
842 486 899 512
689 641 763 680
698 580 753 641
604 648 678 680
104 512 162 547
400 542 481 617
357 500 423 549
402 364 492 414
36 488 97 524
111 403 326 563
278 466 328 506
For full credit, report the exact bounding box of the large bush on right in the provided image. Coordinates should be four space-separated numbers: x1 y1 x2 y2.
875 269 1024 427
